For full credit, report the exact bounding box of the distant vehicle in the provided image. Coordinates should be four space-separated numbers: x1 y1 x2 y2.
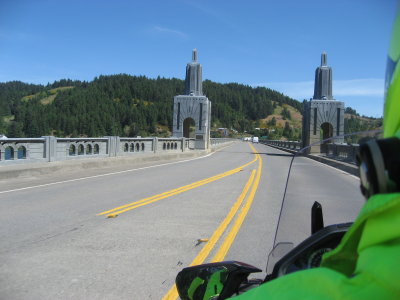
0 134 7 139
252 137 259 143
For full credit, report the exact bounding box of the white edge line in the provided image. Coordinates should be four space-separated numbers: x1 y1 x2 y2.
0 152 218 194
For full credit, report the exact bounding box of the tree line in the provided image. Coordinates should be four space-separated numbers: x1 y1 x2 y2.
0 75 302 138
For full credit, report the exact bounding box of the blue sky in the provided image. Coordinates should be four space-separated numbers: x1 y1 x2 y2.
0 0 397 117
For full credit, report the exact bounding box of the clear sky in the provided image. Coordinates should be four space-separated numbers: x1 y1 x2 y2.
0 0 397 117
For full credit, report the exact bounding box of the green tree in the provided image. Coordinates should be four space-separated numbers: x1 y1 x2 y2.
8 121 24 137
268 117 277 126
281 106 291 120
0 74 304 137
283 121 293 139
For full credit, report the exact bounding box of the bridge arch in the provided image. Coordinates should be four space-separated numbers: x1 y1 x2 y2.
5 146 15 160
77 144 84 155
86 144 92 155
183 117 196 139
17 146 27 159
321 122 334 141
320 122 334 153
69 144 76 156
93 144 99 154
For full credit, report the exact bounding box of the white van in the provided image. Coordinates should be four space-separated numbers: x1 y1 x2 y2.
252 137 259 143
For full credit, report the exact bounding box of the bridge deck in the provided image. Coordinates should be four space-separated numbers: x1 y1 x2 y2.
0 142 363 299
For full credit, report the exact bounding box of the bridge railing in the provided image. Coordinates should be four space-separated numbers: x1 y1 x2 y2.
210 138 236 148
260 139 359 164
325 143 359 162
260 140 302 151
0 136 199 164
0 137 47 163
0 136 237 164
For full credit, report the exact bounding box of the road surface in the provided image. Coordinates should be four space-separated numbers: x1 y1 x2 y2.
0 142 363 299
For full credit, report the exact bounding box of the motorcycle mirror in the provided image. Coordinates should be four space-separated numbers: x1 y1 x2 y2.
311 201 324 235
175 261 261 300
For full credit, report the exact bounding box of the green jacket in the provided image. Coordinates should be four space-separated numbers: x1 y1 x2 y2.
232 192 400 299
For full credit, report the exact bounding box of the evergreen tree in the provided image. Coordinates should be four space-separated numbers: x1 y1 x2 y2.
268 117 277 126
0 74 379 138
281 106 291 120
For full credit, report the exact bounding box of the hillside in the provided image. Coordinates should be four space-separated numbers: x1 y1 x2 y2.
0 75 301 138
249 103 382 141
344 110 382 134
0 76 382 140
21 86 75 105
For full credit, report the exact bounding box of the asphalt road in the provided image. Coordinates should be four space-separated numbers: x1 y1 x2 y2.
0 142 364 299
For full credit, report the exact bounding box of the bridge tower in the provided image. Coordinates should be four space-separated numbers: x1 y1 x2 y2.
172 49 211 149
302 52 344 153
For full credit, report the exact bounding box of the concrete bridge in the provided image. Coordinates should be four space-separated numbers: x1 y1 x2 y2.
0 141 364 299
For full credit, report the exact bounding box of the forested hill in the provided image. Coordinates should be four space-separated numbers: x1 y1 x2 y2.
0 75 301 138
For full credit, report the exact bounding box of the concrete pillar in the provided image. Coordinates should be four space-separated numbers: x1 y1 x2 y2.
43 136 57 162
153 137 158 153
104 136 119 157
181 137 185 152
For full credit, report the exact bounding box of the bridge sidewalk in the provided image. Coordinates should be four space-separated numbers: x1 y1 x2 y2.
0 150 210 180
261 143 359 177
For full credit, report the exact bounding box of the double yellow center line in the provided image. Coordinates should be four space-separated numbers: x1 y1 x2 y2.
162 144 262 300
97 150 258 218
97 143 262 300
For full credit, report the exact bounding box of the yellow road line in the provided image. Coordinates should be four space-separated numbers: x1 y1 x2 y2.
105 171 240 216
212 147 262 262
99 168 241 216
162 143 262 300
97 152 258 217
163 284 179 300
162 169 257 300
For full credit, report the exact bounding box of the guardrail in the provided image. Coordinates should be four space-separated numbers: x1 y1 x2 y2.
0 136 235 165
260 139 359 163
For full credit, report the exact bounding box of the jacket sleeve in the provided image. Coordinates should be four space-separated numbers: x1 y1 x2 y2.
230 265 398 300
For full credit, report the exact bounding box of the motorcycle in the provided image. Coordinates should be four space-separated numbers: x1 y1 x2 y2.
174 130 382 300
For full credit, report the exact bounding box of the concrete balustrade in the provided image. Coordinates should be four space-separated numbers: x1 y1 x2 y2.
325 143 358 162
210 138 235 147
260 139 302 151
0 136 234 165
260 139 359 163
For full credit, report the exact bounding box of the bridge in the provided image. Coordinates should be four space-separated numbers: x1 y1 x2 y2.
0 141 364 299
0 50 365 299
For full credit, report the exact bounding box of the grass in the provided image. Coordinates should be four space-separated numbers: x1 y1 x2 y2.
40 94 57 105
21 86 75 105
3 115 14 124
261 103 302 129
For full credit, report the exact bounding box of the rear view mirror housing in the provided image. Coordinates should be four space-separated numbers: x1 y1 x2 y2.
176 261 261 300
